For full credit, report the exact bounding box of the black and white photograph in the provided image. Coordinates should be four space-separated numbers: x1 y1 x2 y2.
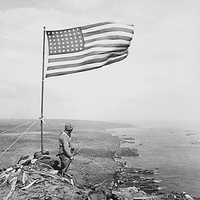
0 0 199 199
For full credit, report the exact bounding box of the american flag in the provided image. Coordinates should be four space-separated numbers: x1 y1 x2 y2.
45 22 134 78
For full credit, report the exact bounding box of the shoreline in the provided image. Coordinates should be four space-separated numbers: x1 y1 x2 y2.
106 127 200 199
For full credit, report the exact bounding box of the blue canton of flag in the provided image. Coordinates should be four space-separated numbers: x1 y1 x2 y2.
47 27 84 55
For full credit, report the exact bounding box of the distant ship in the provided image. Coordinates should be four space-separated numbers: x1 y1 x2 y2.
191 139 200 145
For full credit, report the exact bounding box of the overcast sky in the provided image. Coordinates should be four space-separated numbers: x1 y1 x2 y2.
0 0 199 121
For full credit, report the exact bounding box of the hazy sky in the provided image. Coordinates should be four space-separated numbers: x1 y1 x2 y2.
0 0 199 121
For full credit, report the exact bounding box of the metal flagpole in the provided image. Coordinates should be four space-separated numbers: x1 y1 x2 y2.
40 26 46 154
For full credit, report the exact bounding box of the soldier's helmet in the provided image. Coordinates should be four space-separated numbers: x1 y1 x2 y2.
64 123 73 132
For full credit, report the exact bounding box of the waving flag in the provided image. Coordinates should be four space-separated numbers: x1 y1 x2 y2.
45 22 134 78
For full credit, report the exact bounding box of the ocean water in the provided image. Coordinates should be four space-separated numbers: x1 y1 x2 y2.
108 121 200 197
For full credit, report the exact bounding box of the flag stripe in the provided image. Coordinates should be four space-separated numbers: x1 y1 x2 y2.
85 39 130 48
46 53 128 78
104 53 128 66
47 51 127 66
84 43 129 51
48 51 127 66
47 51 128 71
85 35 132 43
48 49 126 63
81 22 113 30
84 31 133 40
82 23 133 32
83 27 133 37
48 46 127 59
47 54 127 75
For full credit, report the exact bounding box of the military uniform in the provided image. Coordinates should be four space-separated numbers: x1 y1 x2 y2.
58 124 74 175
58 132 73 169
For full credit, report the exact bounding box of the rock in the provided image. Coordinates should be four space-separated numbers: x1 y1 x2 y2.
88 189 106 200
17 155 32 166
112 187 146 200
34 151 50 159
118 147 139 157
183 192 194 200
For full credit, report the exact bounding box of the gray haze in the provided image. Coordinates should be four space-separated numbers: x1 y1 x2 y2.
0 0 199 121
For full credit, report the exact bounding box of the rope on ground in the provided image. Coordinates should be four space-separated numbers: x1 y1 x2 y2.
0 120 34 135
0 120 37 161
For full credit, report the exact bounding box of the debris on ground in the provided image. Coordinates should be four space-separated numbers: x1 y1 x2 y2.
0 153 88 200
